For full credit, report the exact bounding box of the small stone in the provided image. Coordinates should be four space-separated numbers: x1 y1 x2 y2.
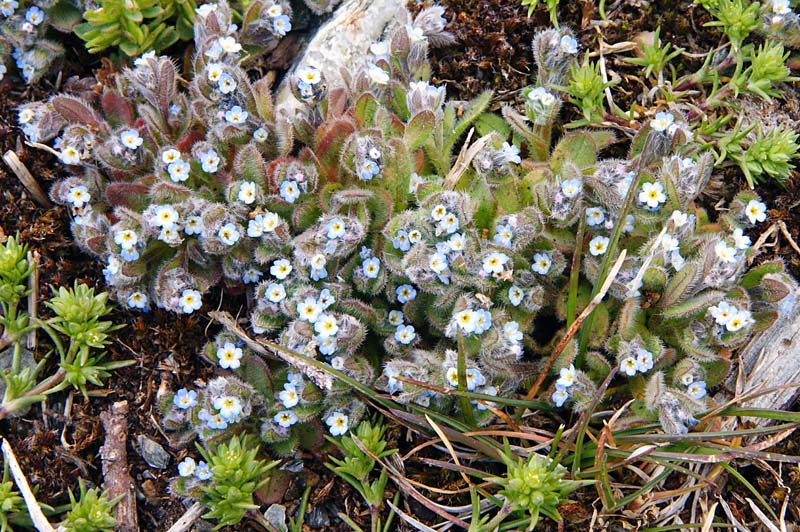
136 435 170 469
264 504 288 532
306 505 330 528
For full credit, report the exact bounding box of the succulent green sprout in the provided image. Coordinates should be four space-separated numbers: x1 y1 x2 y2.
0 462 24 532
740 41 796 100
61 480 119 532
559 55 615 126
520 0 561 27
702 0 761 51
74 0 196 57
326 419 396 532
736 124 800 187
624 27 682 80
197 434 278 529
488 452 587 531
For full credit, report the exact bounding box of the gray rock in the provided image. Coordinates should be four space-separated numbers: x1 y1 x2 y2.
136 435 170 469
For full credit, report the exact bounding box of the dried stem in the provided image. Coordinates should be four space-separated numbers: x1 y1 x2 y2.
99 401 138 532
1 437 63 532
2 151 51 208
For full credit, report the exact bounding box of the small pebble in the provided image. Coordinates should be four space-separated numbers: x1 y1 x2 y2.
136 435 170 469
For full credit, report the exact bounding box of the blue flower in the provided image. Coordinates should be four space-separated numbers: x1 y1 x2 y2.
358 159 380 181
493 224 513 248
273 14 291 36
224 105 248 124
194 461 213 480
173 389 198 409
362 257 380 278
552 385 569 407
279 180 300 203
392 230 411 251
394 324 416 345
396 284 416 303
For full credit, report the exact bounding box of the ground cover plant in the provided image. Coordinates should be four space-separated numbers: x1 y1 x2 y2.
0 0 800 530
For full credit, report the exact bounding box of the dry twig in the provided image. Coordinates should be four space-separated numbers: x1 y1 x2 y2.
99 401 138 532
2 151 51 208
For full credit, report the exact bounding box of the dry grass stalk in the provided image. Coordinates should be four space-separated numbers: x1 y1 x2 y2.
2 151 51 208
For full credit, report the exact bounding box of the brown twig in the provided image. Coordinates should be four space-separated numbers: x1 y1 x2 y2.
99 401 138 532
26 251 39 351
2 150 51 208
523 249 627 401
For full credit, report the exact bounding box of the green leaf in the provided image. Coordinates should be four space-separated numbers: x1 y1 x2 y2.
475 112 511 139
404 110 435 150
660 290 725 320
550 132 597 174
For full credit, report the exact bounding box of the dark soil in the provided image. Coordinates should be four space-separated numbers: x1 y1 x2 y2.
0 0 798 530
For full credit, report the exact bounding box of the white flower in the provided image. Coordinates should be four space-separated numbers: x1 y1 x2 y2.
639 182 667 209
200 150 220 173
237 181 257 204
127 292 148 309
708 301 737 325
482 252 509 275
448 233 466 251
732 228 751 249
217 73 237 94
556 364 576 388
560 179 582 198
25 6 43 25
671 251 685 271
559 34 578 54
297 66 321 85
453 309 478 333
253 127 269 142
501 142 521 164
297 298 322 323
326 217 345 239
206 62 224 82
773 0 791 15
680 373 695 386
687 380 707 399
367 63 389 85
173 389 197 409
326 411 349 436
67 186 91 207
114 229 138 250
670 210 688 227
178 457 196 477
179 289 202 313
586 207 605 226
314 314 339 338
445 367 459 387
508 285 524 306
213 395 242 422
279 384 299 408
218 223 241 245
162 148 181 164
620 356 638 376
589 235 610 256
119 129 143 150
153 205 179 229
726 309 752 332
270 259 293 280
218 36 241 54
362 257 381 278
195 3 218 17
265 283 286 303
18 108 34 124
745 199 767 224
431 204 448 221
279 180 300 203
217 341 243 370
429 253 448 274
60 145 81 165
552 386 569 407
503 321 523 343
272 14 291 36
651 112 675 132
370 41 390 56
168 159 190 182
225 105 248 124
185 216 203 235
493 224 513 248
394 324 416 345
406 23 426 43
661 234 680 253
396 284 416 303
465 368 485 391
274 410 298 428
636 349 654 372
531 252 552 275
714 241 736 263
